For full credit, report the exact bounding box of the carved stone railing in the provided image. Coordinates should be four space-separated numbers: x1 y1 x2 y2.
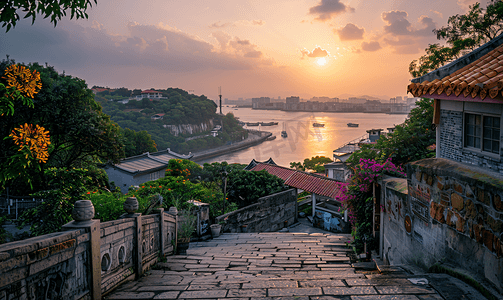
0 198 177 300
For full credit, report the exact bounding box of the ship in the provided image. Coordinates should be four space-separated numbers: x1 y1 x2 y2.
281 122 288 138
347 123 359 127
313 122 325 127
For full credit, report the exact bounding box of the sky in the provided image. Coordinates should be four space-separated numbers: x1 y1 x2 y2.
0 0 480 100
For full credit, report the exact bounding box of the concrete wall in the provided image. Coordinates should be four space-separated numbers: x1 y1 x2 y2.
438 100 503 175
0 209 177 300
381 158 503 293
216 189 297 233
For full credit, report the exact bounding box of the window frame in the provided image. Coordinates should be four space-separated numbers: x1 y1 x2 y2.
463 111 501 158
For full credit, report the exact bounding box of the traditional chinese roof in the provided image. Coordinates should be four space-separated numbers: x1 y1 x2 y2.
104 148 193 175
243 158 277 171
408 33 503 102
249 162 344 200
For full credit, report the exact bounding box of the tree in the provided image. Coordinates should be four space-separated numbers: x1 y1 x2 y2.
346 98 435 167
1 0 97 32
409 0 503 77
290 156 332 173
122 128 157 157
0 59 125 191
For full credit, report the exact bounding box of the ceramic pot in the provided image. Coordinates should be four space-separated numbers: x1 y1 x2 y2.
210 224 221 237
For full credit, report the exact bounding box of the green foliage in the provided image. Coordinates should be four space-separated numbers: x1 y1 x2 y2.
0 59 125 192
166 159 202 178
97 90 247 154
0 215 13 244
1 0 97 32
290 156 332 173
122 128 157 157
346 97 435 167
177 209 196 240
410 1 503 77
16 167 107 236
227 169 288 207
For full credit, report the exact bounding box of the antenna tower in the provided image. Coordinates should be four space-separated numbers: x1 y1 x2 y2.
218 86 222 115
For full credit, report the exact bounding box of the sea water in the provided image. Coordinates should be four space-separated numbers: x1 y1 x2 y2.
196 107 408 167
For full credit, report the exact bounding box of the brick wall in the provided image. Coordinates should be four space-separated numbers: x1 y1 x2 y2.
216 189 297 233
439 109 503 175
381 158 503 293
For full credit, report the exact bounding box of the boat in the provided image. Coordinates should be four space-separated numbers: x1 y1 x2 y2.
260 122 279 126
266 135 277 141
281 122 288 138
246 122 260 126
313 123 325 127
347 123 359 127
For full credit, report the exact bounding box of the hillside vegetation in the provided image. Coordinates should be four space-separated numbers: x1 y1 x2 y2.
96 88 247 154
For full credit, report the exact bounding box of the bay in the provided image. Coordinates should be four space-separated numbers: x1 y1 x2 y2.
196 107 408 167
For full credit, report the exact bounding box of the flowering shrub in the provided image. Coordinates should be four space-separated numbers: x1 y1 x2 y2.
336 158 405 254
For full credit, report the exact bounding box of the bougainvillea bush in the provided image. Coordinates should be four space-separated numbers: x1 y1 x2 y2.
336 158 405 254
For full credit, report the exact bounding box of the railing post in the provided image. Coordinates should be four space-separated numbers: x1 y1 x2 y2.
62 200 101 300
157 208 166 258
123 196 143 279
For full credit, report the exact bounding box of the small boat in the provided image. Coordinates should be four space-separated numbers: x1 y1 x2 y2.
266 135 277 141
347 123 359 127
281 131 288 138
246 122 260 126
260 122 279 126
313 122 325 127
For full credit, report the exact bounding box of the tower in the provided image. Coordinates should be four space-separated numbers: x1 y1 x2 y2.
218 86 222 115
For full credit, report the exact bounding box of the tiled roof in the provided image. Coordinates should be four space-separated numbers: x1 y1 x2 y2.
251 163 296 180
107 149 193 174
114 154 168 174
408 34 503 101
250 163 344 200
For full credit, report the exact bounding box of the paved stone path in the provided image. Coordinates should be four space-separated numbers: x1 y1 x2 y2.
106 231 446 300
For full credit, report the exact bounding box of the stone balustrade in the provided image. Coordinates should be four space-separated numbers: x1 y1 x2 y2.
0 197 177 300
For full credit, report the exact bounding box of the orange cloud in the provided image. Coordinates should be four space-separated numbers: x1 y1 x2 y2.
309 0 354 21
336 23 364 41
301 46 329 58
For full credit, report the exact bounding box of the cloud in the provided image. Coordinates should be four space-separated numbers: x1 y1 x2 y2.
211 32 264 59
209 21 235 28
457 0 479 11
361 41 381 52
381 11 436 37
0 19 275 78
301 46 329 58
209 19 265 28
377 10 438 54
336 23 364 41
309 0 355 21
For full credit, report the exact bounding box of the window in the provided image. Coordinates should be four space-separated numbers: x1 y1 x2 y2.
464 113 500 154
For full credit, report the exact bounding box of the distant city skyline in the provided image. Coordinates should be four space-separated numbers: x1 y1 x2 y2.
0 0 479 100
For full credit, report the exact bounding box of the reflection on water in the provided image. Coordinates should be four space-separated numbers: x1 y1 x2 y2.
196 107 408 167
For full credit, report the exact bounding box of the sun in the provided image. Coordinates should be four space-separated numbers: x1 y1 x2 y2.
316 57 327 66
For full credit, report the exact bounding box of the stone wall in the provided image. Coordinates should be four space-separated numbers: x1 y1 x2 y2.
0 208 177 300
0 230 91 300
381 158 503 293
216 189 297 233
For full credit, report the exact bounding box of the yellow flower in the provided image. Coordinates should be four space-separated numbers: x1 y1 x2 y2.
3 65 42 98
9 123 51 163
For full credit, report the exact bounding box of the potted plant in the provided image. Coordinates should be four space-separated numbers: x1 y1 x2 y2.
177 209 196 255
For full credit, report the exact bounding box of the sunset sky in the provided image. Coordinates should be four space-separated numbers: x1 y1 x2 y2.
0 0 480 100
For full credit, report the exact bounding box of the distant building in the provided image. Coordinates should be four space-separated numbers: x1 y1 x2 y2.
135 90 163 100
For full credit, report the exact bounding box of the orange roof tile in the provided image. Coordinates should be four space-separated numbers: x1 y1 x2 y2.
408 35 503 101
